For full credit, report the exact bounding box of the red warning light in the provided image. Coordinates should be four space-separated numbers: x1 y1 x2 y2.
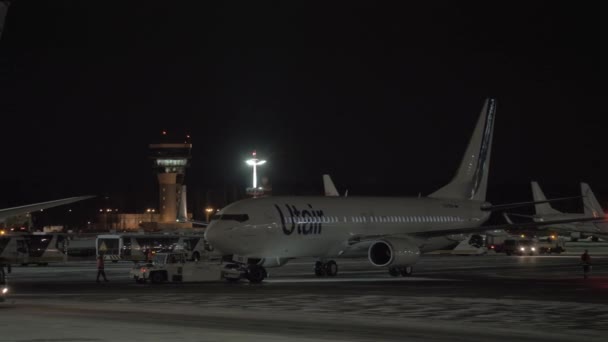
186 134 190 139
252 150 257 156
162 130 167 135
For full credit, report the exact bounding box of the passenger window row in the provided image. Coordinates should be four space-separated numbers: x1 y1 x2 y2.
285 215 465 224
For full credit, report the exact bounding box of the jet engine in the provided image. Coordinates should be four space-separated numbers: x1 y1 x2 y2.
368 238 420 267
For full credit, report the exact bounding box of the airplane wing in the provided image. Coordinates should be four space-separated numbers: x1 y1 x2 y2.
411 216 606 238
0 195 95 222
481 196 583 212
344 216 607 245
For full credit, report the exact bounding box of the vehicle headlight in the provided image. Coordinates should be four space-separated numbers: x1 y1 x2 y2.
2 287 7 294
520 247 525 251
531 247 536 251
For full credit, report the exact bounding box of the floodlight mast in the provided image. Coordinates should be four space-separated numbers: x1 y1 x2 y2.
245 151 266 189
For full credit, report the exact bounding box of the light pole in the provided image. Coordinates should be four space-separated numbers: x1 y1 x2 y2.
245 151 266 189
205 208 214 223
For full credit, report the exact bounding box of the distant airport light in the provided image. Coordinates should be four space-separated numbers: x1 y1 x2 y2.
245 151 267 188
205 208 214 213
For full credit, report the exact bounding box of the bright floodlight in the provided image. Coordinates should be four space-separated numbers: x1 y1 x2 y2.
246 151 266 188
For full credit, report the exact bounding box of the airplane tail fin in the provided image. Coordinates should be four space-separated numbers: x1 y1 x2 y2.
531 181 561 215
323 174 340 197
581 182 604 218
429 98 496 201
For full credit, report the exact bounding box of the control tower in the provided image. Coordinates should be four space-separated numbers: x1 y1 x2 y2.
149 134 192 224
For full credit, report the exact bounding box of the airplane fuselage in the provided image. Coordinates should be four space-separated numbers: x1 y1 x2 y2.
205 196 490 263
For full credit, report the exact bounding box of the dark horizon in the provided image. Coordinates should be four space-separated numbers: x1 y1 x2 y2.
1 2 607 224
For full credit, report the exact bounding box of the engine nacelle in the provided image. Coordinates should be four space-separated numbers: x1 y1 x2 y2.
368 238 420 267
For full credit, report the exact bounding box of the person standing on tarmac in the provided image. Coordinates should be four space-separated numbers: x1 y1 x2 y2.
581 249 592 279
96 255 109 283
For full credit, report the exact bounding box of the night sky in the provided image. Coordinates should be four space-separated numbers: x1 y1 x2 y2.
1 2 607 222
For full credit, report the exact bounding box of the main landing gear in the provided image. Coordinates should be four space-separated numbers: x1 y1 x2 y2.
314 260 338 277
223 263 268 284
388 266 413 277
245 264 267 284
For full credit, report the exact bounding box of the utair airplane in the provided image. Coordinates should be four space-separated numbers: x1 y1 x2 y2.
504 181 608 239
205 98 603 283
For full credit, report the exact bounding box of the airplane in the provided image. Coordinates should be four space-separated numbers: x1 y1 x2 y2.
506 181 608 240
0 195 95 224
204 98 603 283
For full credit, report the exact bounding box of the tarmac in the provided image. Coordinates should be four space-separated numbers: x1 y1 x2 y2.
3 254 608 341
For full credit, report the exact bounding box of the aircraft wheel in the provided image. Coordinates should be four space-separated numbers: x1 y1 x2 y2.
324 260 338 277
388 267 400 277
314 261 326 277
246 265 266 284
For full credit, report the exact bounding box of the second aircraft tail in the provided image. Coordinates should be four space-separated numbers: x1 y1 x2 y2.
531 181 561 215
581 182 605 218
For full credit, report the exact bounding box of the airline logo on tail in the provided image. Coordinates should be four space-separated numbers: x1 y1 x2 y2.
470 99 496 199
274 204 325 236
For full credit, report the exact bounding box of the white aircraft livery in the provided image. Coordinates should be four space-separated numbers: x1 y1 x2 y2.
527 181 608 238
205 98 603 283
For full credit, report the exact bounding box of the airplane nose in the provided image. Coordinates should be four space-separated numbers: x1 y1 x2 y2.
205 222 230 253
204 224 218 244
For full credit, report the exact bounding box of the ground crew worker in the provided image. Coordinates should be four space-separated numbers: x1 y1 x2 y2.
96 255 108 283
581 249 592 279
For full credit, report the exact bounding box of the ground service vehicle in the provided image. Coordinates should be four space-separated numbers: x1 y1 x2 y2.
130 252 233 283
97 234 209 262
504 239 538 256
536 236 565 254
